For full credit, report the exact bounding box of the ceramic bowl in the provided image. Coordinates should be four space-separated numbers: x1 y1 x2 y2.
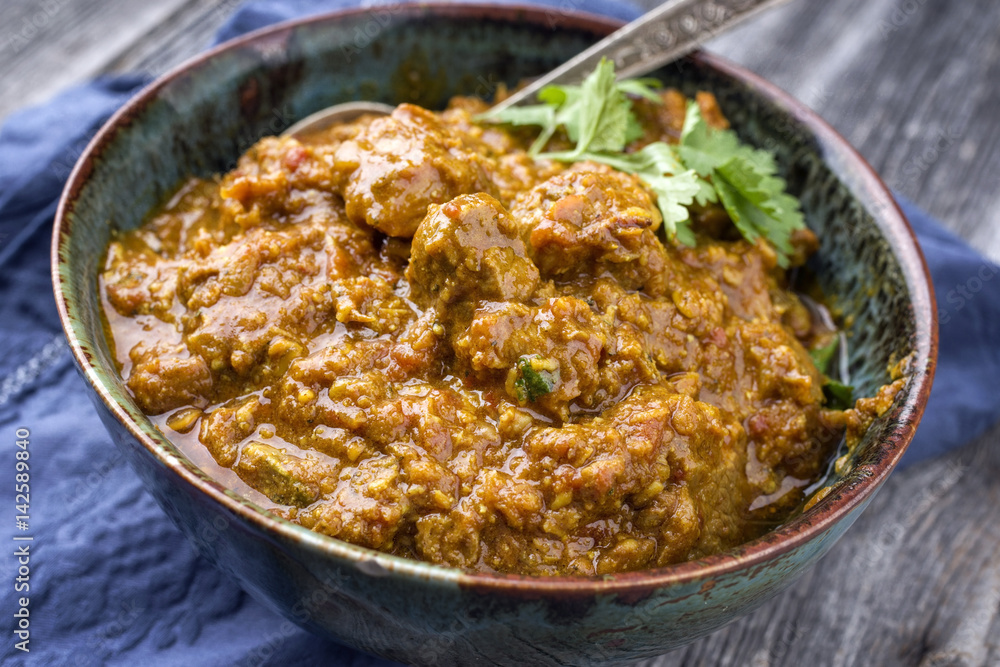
52 4 937 664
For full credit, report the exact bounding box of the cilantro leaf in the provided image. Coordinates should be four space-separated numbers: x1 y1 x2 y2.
477 104 554 129
538 84 583 147
609 141 686 175
643 172 701 245
823 380 854 410
678 101 805 266
624 115 646 145
678 101 778 176
513 356 557 403
809 338 839 374
476 103 559 155
714 157 802 261
477 60 806 254
810 335 854 409
483 57 642 157
574 57 631 154
677 100 743 175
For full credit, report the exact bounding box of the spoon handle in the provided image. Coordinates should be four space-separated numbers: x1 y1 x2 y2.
490 0 792 112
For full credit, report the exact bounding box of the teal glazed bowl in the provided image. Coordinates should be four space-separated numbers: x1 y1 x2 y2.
52 4 937 664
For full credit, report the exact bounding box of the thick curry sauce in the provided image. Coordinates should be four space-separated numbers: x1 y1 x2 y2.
100 92 899 575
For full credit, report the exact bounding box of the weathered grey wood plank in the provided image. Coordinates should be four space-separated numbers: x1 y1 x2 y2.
100 0 244 78
707 0 1000 262
1 0 997 665
0 0 209 120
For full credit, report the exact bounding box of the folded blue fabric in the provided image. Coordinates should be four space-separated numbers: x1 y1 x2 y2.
0 1 997 664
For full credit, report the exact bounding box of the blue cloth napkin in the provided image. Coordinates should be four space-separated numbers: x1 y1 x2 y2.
1 1 997 664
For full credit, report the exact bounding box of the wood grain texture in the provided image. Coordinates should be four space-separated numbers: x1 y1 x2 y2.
705 0 1000 263
0 0 997 665
0 0 207 118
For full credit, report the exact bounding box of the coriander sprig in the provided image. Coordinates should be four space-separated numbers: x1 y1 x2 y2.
678 102 805 266
478 58 700 239
477 58 806 265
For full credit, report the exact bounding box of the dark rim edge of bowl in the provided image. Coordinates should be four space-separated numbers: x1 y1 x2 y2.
51 2 938 597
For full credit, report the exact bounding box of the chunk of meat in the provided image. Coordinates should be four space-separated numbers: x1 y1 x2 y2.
99 88 854 578
406 193 539 305
102 240 179 320
436 101 569 206
414 386 748 574
452 296 659 418
127 342 212 414
677 238 779 322
510 166 663 280
234 441 325 507
294 454 411 550
219 137 337 231
590 278 726 375
696 91 731 130
199 394 266 467
333 104 494 237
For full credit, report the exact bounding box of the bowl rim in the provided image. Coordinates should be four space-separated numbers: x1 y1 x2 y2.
52 2 938 596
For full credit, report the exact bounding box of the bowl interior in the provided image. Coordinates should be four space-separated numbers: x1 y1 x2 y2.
54 5 934 585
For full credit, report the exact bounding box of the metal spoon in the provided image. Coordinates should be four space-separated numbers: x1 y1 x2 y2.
283 0 791 138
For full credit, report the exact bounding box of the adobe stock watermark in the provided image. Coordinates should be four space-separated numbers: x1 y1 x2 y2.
891 124 964 199
543 0 589 29
855 458 966 570
12 427 33 654
0 0 72 56
59 450 126 514
340 1 407 63
876 0 931 40
84 598 145 657
747 619 811 666
938 262 997 326
184 512 234 555
241 567 353 666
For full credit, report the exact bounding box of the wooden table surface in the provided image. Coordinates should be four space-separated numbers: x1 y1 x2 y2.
2 1 998 665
